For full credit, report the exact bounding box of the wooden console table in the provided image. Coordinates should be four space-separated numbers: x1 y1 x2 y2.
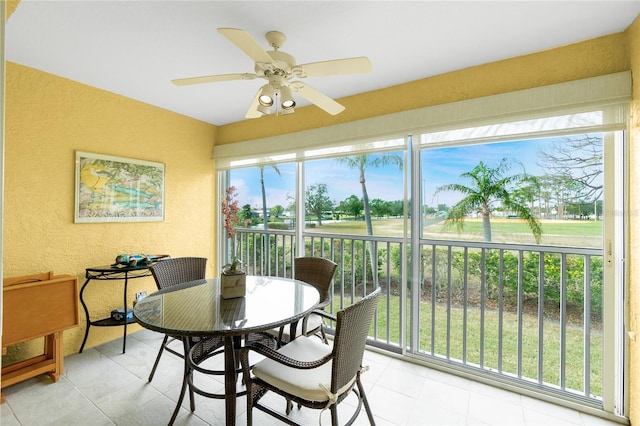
1 271 79 403
78 264 154 354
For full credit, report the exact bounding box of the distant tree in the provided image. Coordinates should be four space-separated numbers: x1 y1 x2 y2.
537 134 603 201
423 205 437 215
435 158 542 243
536 174 582 219
369 198 391 218
259 165 281 229
339 195 363 219
285 194 296 216
533 175 558 219
305 183 333 226
269 204 284 219
511 176 541 217
388 200 405 217
238 204 255 226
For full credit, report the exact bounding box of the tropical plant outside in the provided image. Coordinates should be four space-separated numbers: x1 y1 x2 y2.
435 158 542 243
259 165 280 229
335 154 404 236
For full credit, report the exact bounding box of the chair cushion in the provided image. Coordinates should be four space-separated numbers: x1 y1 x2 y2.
252 336 355 402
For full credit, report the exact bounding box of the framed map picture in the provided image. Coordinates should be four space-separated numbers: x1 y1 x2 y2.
75 151 165 223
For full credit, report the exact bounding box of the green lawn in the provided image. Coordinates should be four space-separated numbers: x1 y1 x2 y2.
311 217 601 235
334 295 602 397
310 217 602 247
430 218 602 236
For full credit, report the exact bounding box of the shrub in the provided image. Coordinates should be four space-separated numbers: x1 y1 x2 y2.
465 249 603 318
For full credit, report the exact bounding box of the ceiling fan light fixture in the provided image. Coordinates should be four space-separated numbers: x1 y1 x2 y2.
258 85 276 107
257 103 271 115
258 94 274 107
282 99 296 109
280 86 296 110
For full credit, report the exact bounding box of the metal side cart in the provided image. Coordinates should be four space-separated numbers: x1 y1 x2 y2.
78 264 153 354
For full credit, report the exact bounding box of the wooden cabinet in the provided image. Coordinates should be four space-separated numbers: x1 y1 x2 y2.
2 271 79 402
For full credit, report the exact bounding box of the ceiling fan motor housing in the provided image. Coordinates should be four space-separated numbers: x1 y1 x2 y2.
256 50 296 82
265 30 287 50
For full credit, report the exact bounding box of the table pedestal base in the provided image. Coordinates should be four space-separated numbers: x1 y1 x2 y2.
170 333 276 426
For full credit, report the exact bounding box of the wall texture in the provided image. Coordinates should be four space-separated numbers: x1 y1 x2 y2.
4 62 217 360
625 13 639 424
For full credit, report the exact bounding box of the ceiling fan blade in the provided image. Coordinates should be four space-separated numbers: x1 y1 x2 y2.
245 88 264 119
172 73 256 86
295 57 372 77
290 82 345 115
218 28 273 64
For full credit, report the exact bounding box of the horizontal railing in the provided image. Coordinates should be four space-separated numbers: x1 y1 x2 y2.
234 227 604 405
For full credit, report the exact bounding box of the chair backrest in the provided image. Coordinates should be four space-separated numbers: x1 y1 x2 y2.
150 257 207 290
294 257 337 308
331 287 381 394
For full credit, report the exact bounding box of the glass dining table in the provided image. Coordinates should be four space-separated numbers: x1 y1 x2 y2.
133 275 320 425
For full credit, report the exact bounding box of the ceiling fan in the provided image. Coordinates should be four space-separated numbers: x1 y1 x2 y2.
172 28 372 119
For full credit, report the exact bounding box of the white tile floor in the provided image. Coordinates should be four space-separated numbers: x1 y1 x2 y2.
0 329 625 425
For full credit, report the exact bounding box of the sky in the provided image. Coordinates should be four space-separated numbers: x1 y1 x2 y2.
229 136 598 211
422 139 546 207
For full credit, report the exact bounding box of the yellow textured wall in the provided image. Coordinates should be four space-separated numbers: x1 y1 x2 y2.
5 0 19 20
626 14 640 425
217 33 628 145
3 62 217 360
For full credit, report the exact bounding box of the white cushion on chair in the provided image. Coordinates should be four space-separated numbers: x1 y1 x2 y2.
252 336 355 402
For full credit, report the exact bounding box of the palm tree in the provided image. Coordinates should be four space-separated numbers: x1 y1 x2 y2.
435 159 542 243
259 165 280 230
336 154 404 288
336 154 404 236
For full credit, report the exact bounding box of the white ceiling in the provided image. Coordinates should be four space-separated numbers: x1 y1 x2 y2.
6 1 640 126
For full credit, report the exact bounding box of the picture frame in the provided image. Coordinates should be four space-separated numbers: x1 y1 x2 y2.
75 151 165 223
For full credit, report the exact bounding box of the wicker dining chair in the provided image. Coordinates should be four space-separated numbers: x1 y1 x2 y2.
240 287 381 426
147 256 210 382
273 257 337 346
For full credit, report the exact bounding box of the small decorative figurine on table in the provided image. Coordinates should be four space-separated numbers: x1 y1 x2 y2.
112 254 170 268
220 186 246 299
